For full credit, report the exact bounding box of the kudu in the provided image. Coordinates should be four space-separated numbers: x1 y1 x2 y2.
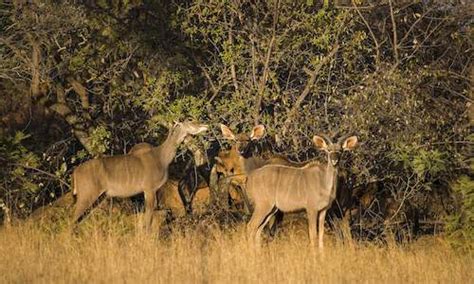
71 121 208 230
246 135 358 248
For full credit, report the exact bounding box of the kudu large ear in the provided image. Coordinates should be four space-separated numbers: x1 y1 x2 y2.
220 124 236 140
342 136 358 151
172 120 182 129
250 124 265 140
312 135 328 150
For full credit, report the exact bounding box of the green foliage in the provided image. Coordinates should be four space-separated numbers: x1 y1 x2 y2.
446 175 474 251
391 146 448 180
0 132 40 191
446 134 474 251
89 126 111 156
0 132 41 218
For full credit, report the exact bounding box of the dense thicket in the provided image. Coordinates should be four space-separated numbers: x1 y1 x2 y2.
0 1 472 243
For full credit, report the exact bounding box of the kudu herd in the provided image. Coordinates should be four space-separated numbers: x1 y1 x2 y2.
71 121 358 249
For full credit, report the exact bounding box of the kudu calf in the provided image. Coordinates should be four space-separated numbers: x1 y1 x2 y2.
71 121 208 230
246 135 358 248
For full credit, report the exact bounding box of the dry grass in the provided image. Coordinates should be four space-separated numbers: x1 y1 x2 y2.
0 212 472 284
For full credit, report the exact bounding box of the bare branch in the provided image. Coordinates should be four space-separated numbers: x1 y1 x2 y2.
352 0 381 67
389 0 399 65
283 44 340 134
226 12 239 93
15 163 71 189
254 34 276 122
254 0 280 125
28 35 41 100
0 37 30 65
66 77 89 109
49 85 93 154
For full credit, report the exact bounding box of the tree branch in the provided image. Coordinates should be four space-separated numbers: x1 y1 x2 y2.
254 0 280 124
227 13 239 93
15 163 71 189
254 35 275 122
28 34 41 100
66 77 89 109
282 44 339 135
49 85 93 154
388 0 399 65
352 0 380 67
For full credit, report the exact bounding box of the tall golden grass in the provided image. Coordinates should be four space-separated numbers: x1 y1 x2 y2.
0 212 472 284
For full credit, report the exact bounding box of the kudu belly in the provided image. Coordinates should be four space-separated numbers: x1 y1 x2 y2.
102 172 167 198
274 183 332 213
274 185 308 212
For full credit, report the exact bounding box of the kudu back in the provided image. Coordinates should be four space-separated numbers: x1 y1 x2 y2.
246 135 358 248
71 121 208 231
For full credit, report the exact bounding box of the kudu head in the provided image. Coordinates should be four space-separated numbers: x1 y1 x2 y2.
215 124 266 176
312 134 358 167
172 121 209 143
219 124 265 156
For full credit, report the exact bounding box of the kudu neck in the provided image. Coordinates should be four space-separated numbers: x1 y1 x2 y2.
153 126 187 166
325 153 339 194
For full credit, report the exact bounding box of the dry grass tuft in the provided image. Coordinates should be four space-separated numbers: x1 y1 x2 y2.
0 213 472 283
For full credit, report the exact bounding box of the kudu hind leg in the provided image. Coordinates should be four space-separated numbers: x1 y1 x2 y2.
72 189 103 224
255 207 278 244
268 210 284 238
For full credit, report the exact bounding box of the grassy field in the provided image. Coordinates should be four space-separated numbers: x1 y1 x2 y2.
0 210 472 284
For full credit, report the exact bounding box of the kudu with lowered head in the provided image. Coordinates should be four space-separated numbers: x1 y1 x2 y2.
71 121 208 231
246 134 358 248
216 124 306 190
215 124 290 209
215 124 266 183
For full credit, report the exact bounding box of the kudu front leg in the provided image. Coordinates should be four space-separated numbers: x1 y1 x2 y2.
247 204 273 246
143 190 157 232
318 209 328 249
307 209 317 247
